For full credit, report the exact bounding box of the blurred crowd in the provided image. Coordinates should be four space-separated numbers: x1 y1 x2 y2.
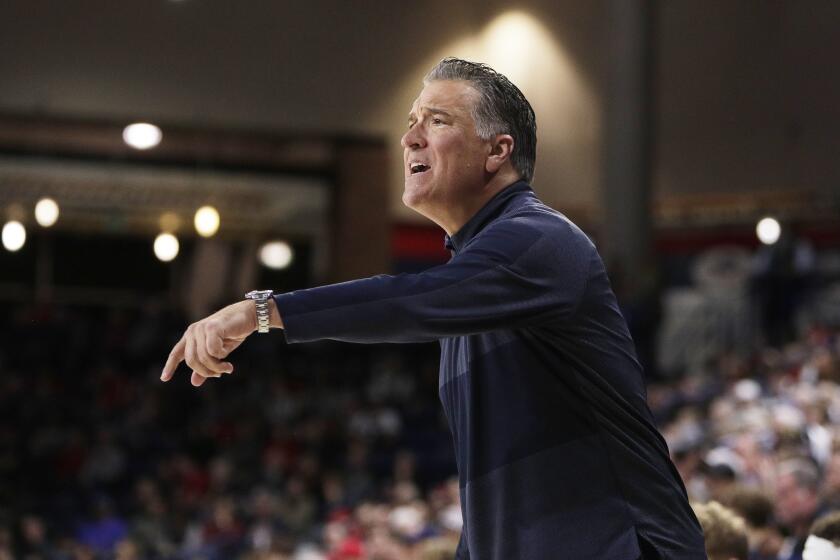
1 301 840 559
653 326 840 559
0 303 459 559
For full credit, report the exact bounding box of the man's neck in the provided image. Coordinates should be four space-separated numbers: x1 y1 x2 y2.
438 171 522 236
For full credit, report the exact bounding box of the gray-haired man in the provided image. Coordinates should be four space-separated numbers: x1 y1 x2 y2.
163 58 706 559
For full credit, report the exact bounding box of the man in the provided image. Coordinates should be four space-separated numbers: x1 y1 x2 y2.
724 486 785 560
162 58 706 559
775 458 826 560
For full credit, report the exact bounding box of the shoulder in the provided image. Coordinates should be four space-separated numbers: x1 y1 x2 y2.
479 198 595 254
461 201 596 276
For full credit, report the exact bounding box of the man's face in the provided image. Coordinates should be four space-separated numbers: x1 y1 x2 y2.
400 80 491 217
774 472 818 526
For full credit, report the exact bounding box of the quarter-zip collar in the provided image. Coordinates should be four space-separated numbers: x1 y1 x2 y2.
443 181 534 254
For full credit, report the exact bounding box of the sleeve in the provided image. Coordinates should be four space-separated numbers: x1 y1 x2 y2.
274 219 592 344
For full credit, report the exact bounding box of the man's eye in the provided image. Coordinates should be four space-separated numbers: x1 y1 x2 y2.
432 118 443 125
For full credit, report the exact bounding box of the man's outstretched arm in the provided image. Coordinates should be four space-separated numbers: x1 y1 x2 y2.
161 219 590 386
274 220 590 345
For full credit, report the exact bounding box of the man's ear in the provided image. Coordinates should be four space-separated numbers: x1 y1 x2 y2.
485 134 515 173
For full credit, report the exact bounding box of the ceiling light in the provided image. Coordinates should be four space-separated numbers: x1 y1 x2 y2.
259 241 293 270
2 221 26 252
756 217 781 245
154 232 179 262
123 123 162 150
194 206 220 237
34 198 60 227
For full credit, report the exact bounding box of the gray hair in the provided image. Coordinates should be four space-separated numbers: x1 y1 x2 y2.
424 57 537 184
778 458 821 491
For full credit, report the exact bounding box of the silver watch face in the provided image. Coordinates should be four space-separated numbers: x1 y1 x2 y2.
246 289 273 300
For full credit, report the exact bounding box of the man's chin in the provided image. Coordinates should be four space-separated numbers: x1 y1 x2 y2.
402 190 432 219
401 187 422 210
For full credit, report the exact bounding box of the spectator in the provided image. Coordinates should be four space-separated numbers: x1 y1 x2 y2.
693 501 749 560
0 525 12 560
275 476 316 539
803 511 840 560
17 515 58 559
724 486 785 560
776 458 825 559
415 537 459 560
114 537 141 560
75 497 128 555
823 454 840 511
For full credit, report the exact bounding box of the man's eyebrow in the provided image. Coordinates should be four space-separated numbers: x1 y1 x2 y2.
423 106 453 117
408 107 454 122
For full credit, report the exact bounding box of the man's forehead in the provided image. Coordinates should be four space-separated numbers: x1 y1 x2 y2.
408 80 478 116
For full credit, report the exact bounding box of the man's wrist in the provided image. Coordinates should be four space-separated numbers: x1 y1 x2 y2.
241 300 259 333
244 290 275 333
267 298 283 329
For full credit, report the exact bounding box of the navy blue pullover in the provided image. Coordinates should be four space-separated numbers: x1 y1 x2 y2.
274 182 706 559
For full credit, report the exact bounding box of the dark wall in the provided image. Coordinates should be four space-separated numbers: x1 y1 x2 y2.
655 1 840 198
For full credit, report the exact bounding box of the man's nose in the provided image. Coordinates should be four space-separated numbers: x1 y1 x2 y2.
401 126 425 149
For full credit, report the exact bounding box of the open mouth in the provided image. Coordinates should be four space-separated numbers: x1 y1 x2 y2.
410 163 431 175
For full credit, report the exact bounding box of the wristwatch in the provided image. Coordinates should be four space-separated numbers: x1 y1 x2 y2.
244 290 274 333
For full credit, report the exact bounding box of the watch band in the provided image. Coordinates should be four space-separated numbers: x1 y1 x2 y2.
244 290 274 333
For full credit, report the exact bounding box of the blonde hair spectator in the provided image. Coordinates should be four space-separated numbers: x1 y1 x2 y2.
415 537 459 560
693 501 749 560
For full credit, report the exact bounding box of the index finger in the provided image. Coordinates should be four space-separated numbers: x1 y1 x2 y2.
161 337 186 382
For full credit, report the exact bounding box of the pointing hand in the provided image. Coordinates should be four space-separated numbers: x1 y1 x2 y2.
160 300 257 387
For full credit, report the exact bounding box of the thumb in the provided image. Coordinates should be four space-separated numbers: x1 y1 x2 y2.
206 323 228 359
